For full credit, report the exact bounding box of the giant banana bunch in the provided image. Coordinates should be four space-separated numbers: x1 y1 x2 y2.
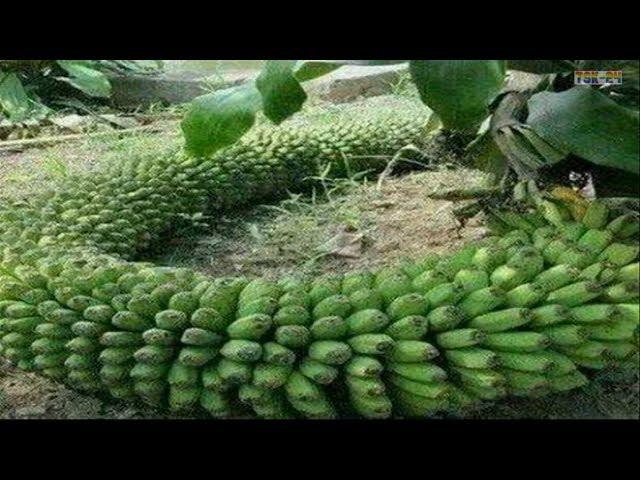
0 97 637 418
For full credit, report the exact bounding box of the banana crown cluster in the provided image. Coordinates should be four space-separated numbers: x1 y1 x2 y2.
0 97 638 419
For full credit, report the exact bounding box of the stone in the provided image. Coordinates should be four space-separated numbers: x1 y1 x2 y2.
108 63 408 108
305 64 409 103
321 225 364 259
50 114 97 133
108 72 251 108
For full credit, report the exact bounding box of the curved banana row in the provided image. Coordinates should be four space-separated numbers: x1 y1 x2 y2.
0 98 637 419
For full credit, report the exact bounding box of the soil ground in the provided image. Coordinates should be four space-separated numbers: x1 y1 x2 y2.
0 104 638 420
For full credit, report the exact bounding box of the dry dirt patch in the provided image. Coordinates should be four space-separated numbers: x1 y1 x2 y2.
158 168 497 281
0 360 171 419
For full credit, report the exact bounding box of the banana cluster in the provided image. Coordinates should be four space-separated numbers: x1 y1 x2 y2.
0 99 429 261
0 97 637 419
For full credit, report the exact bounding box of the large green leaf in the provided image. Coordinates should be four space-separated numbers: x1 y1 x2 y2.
488 91 569 180
181 60 412 157
578 60 640 110
0 72 32 121
258 61 409 122
527 86 639 175
56 60 112 98
256 61 307 124
181 83 262 157
409 60 506 132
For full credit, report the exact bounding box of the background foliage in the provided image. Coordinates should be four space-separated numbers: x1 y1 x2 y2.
182 60 639 194
0 60 163 123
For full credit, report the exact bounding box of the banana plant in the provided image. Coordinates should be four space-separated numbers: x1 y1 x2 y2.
0 60 163 123
181 59 639 193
